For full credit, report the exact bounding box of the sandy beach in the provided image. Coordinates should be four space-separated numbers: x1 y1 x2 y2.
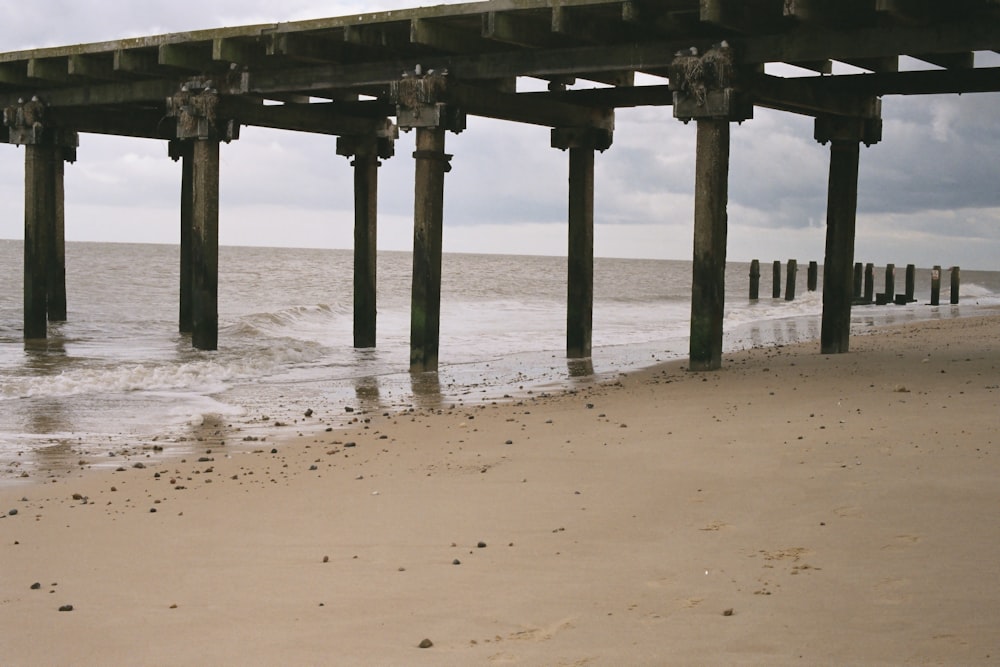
2 314 998 666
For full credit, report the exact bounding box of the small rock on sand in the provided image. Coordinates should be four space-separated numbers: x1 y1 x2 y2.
418 638 433 649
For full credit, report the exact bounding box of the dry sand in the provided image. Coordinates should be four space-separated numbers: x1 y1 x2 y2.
2 314 999 666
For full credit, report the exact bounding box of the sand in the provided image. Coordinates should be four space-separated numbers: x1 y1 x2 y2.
2 314 999 666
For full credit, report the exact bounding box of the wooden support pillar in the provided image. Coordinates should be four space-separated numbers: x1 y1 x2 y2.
883 264 895 304
338 134 395 349
749 259 760 300
689 119 730 371
772 260 781 298
409 127 449 372
807 260 818 292
170 140 195 334
853 262 863 300
785 259 798 301
815 114 881 353
552 127 610 360
950 266 961 304
903 263 916 303
165 79 238 350
930 265 941 306
23 143 54 340
49 148 68 322
565 146 595 359
190 139 220 351
864 263 875 303
820 138 860 353
391 70 465 373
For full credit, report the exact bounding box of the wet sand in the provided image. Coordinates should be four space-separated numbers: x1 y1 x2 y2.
2 314 998 666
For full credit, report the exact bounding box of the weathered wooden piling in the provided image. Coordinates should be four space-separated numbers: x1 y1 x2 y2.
951 266 961 304
878 263 895 305
338 135 394 349
816 116 866 353
749 259 761 300
772 260 781 298
688 120 730 371
190 139 220 351
864 263 875 303
807 260 818 291
23 143 54 339
49 150 68 322
409 126 449 372
930 265 941 305
853 262 863 300
901 263 916 303
170 141 194 334
784 259 798 301
564 144 595 359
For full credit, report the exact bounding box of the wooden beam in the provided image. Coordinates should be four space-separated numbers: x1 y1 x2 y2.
0 78 178 108
67 54 118 81
159 42 214 72
443 80 613 128
48 107 174 138
0 63 30 87
27 58 70 83
213 38 265 66
218 97 395 136
410 18 491 53
912 52 975 69
749 73 881 117
114 49 159 76
841 56 899 73
743 17 1000 65
483 11 561 47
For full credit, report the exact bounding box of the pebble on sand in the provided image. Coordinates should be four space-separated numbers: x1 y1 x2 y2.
58 605 74 612
418 638 433 649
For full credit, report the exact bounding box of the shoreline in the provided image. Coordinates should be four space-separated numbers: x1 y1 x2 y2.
2 314 999 665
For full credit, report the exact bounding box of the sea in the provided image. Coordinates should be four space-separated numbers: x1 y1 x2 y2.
2 239 999 479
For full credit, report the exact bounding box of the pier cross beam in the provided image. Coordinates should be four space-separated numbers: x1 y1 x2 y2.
337 133 396 349
166 80 239 351
552 126 613 360
670 44 753 371
391 69 466 373
815 113 882 354
3 97 78 340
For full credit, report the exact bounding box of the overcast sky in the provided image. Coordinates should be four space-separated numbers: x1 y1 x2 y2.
1 1 999 270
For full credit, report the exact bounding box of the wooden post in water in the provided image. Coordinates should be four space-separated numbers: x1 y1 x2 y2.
165 82 238 350
772 260 781 298
338 134 395 349
815 114 874 353
883 263 895 304
689 119 730 371
864 263 875 303
853 262 863 301
784 259 798 301
170 141 194 334
749 259 761 300
391 71 465 372
48 146 70 322
23 142 54 339
951 266 961 304
903 264 916 303
190 139 220 351
807 260 818 292
930 265 941 306
408 127 449 371
552 127 611 359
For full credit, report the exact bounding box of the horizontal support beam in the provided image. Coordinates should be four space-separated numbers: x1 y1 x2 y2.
443 80 613 128
750 73 881 117
218 98 397 136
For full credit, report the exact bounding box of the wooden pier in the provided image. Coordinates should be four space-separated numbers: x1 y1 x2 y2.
3 0 1000 371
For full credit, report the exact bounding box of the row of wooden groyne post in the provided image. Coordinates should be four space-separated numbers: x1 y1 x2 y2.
750 260 961 305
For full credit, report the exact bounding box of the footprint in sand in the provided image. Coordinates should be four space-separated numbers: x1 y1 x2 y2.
508 618 576 642
880 534 921 550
